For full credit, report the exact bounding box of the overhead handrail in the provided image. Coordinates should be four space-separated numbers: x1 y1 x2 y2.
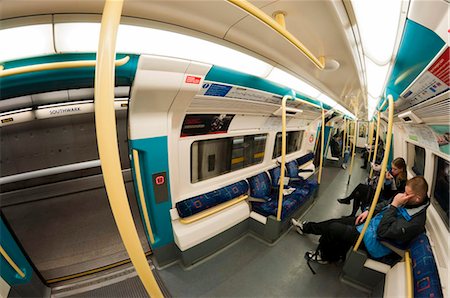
226 0 325 70
367 121 375 164
0 160 101 185
353 95 394 251
369 111 382 178
342 118 347 158
276 94 291 220
0 245 25 278
318 108 325 184
180 195 249 224
347 119 358 184
405 250 414 298
94 0 162 297
132 150 155 244
0 56 129 78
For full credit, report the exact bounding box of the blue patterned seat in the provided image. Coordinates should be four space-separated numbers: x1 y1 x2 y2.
410 234 443 298
176 180 249 218
296 152 314 166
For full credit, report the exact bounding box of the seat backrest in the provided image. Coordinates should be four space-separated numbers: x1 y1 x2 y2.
176 180 249 218
247 172 271 199
296 152 315 166
409 233 443 298
286 160 299 178
268 166 281 188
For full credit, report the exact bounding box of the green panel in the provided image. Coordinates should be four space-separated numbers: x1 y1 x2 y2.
379 19 446 111
0 53 139 100
205 65 331 110
0 217 32 285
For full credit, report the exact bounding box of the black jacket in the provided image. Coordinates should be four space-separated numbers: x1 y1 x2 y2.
374 198 429 244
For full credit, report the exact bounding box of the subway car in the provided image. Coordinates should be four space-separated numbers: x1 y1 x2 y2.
0 0 448 297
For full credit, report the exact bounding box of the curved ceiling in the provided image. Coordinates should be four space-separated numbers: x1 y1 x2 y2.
0 0 366 118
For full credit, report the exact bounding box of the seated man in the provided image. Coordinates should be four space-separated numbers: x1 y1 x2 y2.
291 176 429 264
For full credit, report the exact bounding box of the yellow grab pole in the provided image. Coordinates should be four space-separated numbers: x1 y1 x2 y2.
0 245 25 278
274 12 286 29
276 95 292 220
346 118 350 152
94 1 163 297
405 250 413 298
226 0 325 70
0 56 130 78
318 108 325 184
367 121 375 164
369 111 381 178
342 118 347 158
354 95 394 251
347 120 358 184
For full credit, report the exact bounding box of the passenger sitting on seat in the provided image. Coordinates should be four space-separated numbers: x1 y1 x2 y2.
338 157 407 216
292 176 429 265
330 133 342 158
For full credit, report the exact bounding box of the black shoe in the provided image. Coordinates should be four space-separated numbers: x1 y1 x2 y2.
361 165 367 169
337 197 351 204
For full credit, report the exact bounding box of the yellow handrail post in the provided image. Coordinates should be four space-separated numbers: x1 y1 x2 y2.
342 118 347 158
347 119 358 184
405 250 414 298
353 95 394 251
0 245 25 278
276 95 292 221
226 0 325 70
318 108 325 184
94 0 163 297
367 121 375 164
369 111 381 178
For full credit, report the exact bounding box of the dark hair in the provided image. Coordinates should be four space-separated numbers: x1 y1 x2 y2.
406 176 428 200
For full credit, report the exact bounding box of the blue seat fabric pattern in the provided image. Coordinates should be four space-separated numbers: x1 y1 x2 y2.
410 234 443 298
296 152 314 166
247 172 272 198
286 160 299 178
176 180 249 218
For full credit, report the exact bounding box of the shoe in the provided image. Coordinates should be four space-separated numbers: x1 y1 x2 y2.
361 165 367 169
341 164 347 169
304 250 329 265
291 218 305 235
337 197 351 204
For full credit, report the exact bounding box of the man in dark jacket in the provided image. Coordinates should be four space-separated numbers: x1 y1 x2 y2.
292 176 429 263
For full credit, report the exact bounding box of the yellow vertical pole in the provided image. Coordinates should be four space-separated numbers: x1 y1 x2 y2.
369 112 381 178
318 108 325 184
342 118 347 158
367 121 375 165
276 95 291 221
94 1 163 297
354 95 394 251
347 119 358 184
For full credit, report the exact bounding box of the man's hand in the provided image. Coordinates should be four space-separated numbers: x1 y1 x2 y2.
355 210 369 225
391 192 414 207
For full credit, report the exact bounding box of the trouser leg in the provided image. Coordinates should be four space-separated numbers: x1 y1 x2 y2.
303 216 356 235
318 223 360 262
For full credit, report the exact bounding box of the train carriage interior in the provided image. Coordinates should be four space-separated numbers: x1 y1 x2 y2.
0 0 448 297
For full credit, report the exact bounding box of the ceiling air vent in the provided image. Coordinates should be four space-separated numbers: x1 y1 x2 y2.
273 107 303 117
398 111 423 124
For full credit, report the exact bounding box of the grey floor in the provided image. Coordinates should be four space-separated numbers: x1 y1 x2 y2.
157 156 370 298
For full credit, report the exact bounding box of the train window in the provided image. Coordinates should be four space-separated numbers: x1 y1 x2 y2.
407 143 426 176
191 134 267 183
273 131 304 158
432 156 449 228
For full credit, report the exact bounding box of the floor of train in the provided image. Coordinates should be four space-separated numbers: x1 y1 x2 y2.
67 155 370 297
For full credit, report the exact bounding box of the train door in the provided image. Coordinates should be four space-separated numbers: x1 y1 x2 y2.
0 89 151 286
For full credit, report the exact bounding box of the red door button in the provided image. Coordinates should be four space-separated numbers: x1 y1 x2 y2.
155 176 165 185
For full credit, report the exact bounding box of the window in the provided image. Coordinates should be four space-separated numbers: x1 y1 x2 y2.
191 134 267 183
407 143 426 176
273 131 304 158
432 156 449 228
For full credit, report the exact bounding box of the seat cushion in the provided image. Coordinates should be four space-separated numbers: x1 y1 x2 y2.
176 180 249 218
248 172 271 198
409 234 443 298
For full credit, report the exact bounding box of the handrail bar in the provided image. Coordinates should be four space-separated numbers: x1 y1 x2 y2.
0 245 25 278
276 95 291 220
179 195 249 224
342 118 347 158
318 108 325 184
367 121 375 164
0 56 130 78
132 150 155 244
94 1 162 297
405 250 414 298
369 112 382 178
353 95 394 251
347 119 358 184
0 160 101 185
226 0 325 70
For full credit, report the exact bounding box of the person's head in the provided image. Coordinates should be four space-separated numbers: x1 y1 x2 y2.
405 176 428 205
391 157 406 178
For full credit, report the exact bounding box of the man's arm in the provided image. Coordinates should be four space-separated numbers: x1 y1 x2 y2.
376 206 424 242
